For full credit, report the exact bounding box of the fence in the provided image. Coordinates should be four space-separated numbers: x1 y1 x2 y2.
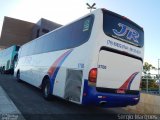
141 74 160 95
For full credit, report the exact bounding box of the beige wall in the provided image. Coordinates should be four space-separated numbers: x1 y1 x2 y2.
0 16 35 48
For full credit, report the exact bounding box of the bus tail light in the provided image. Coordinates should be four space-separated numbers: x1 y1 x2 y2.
88 68 97 83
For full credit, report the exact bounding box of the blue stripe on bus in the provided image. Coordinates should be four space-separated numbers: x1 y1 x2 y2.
48 49 73 94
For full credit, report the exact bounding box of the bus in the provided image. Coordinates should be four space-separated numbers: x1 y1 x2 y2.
14 8 144 108
0 45 20 74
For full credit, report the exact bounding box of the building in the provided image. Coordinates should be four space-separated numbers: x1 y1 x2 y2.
32 18 61 40
0 16 62 50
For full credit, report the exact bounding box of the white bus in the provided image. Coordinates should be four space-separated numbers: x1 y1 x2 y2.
14 8 144 107
0 45 20 74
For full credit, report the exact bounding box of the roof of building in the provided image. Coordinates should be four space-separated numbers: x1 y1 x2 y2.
0 16 35 48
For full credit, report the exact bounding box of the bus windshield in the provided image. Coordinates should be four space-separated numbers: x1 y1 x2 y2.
103 9 144 47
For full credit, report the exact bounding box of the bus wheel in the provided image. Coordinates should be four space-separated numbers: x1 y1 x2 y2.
42 80 52 100
0 68 2 74
1 67 5 74
16 71 21 82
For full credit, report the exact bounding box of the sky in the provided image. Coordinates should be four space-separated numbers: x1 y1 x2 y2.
0 0 160 72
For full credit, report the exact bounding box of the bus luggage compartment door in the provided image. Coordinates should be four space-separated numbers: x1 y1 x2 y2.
64 69 83 102
96 50 142 92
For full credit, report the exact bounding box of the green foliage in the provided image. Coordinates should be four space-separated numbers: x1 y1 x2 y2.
141 78 159 90
143 62 156 74
141 62 158 90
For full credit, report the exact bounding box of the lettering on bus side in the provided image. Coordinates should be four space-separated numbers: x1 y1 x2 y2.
24 56 32 64
107 40 141 55
78 63 84 69
83 19 90 31
98 65 107 69
112 23 139 43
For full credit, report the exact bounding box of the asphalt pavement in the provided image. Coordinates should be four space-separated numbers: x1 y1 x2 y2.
0 74 130 120
0 85 25 120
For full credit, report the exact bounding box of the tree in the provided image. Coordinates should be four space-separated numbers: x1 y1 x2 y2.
143 62 156 75
141 62 158 91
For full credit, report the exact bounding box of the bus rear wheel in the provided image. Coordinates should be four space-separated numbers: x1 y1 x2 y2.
42 80 52 100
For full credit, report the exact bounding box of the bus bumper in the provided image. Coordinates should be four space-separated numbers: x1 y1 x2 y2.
82 80 140 108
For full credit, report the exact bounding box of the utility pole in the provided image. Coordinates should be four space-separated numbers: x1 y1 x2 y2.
86 3 96 13
158 59 160 94
158 59 160 76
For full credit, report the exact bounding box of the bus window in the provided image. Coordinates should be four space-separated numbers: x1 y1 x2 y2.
103 10 144 47
25 15 94 55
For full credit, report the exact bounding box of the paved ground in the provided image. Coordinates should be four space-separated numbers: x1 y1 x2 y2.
0 74 130 120
0 86 25 120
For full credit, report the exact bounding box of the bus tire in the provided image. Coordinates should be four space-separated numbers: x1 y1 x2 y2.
1 67 5 74
16 71 21 82
42 79 52 100
0 67 2 74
